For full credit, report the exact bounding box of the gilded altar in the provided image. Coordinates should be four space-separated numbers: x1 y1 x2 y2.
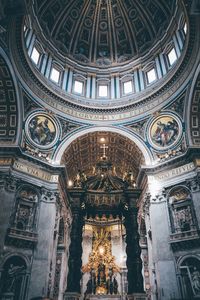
82 226 120 296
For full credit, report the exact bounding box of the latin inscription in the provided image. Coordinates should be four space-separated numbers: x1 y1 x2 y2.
13 161 59 182
154 162 195 181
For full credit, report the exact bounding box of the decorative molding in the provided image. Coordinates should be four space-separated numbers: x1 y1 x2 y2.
165 92 186 117
190 72 200 145
186 173 200 192
126 119 148 139
41 188 60 203
9 14 199 122
151 189 167 203
59 118 81 140
0 54 18 142
154 138 186 163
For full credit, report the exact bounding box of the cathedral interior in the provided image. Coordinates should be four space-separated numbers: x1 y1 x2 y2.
0 0 200 299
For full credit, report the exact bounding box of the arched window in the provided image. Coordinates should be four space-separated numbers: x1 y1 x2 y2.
0 256 28 300
168 186 196 233
180 257 200 299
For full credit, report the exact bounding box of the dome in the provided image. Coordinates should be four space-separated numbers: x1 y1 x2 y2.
32 0 176 68
19 0 189 120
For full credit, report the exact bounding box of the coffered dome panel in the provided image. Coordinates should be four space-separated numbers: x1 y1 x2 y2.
33 0 176 67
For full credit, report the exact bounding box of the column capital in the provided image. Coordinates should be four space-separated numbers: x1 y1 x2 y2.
186 173 200 192
41 188 59 203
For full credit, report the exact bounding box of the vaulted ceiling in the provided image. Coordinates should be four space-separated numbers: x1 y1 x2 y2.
62 132 145 181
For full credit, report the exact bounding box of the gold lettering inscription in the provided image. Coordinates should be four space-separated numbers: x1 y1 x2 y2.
155 163 195 181
13 161 59 183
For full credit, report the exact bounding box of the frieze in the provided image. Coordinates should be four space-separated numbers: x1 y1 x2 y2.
13 160 59 183
153 162 195 182
86 193 121 207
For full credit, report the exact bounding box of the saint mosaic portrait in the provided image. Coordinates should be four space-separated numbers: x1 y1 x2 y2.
28 114 57 147
149 115 181 150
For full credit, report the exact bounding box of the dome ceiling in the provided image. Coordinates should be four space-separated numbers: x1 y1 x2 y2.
33 0 176 67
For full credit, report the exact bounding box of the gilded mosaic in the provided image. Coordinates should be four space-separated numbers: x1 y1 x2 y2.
26 114 58 148
148 114 182 150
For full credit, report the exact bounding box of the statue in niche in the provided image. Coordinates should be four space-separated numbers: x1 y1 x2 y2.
180 258 200 298
169 187 194 233
29 115 56 146
192 267 200 294
4 263 25 293
13 187 38 231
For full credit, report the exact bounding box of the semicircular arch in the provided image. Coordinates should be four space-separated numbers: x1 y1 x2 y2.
0 48 22 145
186 64 200 146
53 125 153 166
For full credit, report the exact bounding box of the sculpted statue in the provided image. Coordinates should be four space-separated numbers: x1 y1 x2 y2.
192 267 200 294
4 263 25 293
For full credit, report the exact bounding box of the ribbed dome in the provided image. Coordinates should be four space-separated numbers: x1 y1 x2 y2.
33 0 176 67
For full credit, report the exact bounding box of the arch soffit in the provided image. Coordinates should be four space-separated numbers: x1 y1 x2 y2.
176 254 200 269
53 126 153 166
0 47 23 145
186 63 200 146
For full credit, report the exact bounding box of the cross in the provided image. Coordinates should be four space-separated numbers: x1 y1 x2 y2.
100 144 108 159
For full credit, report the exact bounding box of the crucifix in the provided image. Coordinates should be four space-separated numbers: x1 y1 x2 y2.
100 144 108 159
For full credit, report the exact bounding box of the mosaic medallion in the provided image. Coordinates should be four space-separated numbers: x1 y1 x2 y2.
148 114 182 150
25 113 59 149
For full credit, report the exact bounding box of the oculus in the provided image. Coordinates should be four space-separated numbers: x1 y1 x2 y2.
25 113 59 149
148 114 182 151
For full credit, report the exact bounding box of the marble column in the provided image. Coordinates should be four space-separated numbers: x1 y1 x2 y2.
123 199 144 294
65 204 84 299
